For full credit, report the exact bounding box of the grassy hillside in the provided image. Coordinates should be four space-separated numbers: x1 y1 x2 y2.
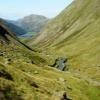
0 16 100 100
0 0 100 99
0 43 100 100
31 0 100 81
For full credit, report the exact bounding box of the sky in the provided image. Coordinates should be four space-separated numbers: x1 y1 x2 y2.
0 0 73 20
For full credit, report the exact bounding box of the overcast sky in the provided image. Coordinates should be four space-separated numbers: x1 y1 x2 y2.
0 0 73 20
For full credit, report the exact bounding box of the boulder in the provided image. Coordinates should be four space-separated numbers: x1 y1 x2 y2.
60 92 72 100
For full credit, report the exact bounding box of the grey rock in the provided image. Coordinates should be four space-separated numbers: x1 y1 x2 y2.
50 57 68 71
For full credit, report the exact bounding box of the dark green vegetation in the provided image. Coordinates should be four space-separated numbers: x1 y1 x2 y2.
0 0 100 100
2 19 27 36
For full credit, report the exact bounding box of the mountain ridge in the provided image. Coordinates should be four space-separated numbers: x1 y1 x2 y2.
1 18 27 36
11 14 49 35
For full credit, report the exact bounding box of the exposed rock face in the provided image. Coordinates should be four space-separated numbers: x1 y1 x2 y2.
52 91 72 100
50 58 68 71
0 51 5 56
60 92 72 100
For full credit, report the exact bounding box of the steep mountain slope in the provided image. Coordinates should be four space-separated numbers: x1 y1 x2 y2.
0 18 46 65
33 0 100 46
12 14 49 35
2 19 26 36
32 0 100 80
0 18 100 100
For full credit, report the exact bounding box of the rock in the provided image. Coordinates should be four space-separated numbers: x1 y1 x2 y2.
52 91 72 100
8 58 11 62
5 58 12 65
60 92 72 100
31 60 35 64
57 58 67 71
0 51 5 56
30 82 39 88
0 53 3 56
49 57 68 71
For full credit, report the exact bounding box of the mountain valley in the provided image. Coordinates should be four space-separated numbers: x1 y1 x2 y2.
0 0 100 100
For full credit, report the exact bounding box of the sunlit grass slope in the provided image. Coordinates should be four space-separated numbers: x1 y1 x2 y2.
0 19 99 100
31 0 100 80
0 0 100 99
0 33 99 100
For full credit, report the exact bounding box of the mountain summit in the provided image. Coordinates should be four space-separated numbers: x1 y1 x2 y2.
12 14 49 34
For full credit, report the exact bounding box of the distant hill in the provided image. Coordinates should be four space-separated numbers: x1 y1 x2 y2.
11 14 49 35
4 19 27 36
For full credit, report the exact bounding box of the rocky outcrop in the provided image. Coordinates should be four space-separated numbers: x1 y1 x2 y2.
60 92 72 100
50 57 68 71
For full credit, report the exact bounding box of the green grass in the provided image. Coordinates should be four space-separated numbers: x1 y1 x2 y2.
29 0 100 81
0 0 100 99
0 42 100 100
23 0 100 99
0 60 100 100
